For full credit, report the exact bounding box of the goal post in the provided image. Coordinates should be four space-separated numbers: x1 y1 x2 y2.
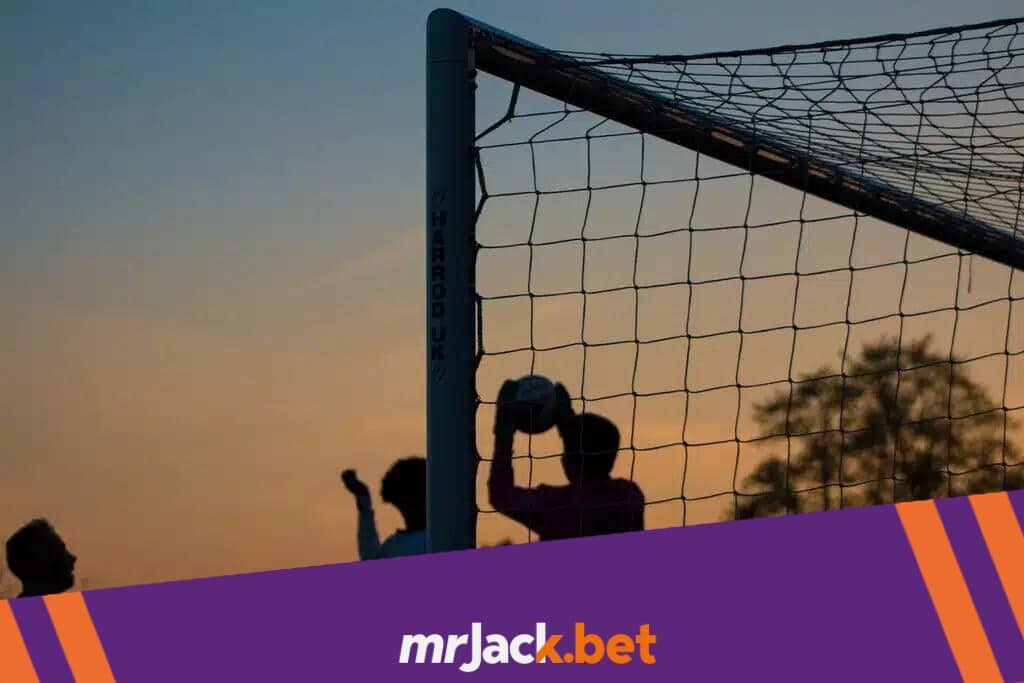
425 9 1024 550
425 8 477 552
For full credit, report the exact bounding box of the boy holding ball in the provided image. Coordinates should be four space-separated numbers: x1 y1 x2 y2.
488 379 645 541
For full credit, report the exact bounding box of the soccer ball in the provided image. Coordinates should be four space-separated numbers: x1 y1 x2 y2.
510 375 558 434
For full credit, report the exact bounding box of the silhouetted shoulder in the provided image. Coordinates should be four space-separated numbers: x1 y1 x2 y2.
376 530 426 559
610 478 645 532
532 484 571 505
610 478 645 505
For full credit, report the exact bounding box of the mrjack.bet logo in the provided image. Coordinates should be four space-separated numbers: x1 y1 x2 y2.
399 622 656 672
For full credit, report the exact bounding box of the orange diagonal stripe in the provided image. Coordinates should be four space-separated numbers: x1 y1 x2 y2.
43 593 116 683
0 601 39 683
896 500 1001 683
970 492 1024 639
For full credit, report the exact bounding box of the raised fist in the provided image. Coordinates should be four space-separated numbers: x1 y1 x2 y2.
340 469 370 499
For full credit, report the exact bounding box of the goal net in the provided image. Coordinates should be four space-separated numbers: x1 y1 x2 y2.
426 11 1024 550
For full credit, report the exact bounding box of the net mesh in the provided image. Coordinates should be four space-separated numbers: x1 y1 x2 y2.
565 18 1024 240
470 18 1024 542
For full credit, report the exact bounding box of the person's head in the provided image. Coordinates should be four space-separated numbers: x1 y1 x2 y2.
5 519 76 597
381 457 426 528
559 413 620 484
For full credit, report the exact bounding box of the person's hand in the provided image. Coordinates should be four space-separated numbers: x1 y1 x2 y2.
553 383 579 443
493 379 521 438
340 470 370 499
552 382 574 424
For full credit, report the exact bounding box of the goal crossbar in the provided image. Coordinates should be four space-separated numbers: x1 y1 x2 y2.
466 14 1024 272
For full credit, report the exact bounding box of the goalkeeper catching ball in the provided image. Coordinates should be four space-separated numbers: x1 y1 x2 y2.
488 379 645 541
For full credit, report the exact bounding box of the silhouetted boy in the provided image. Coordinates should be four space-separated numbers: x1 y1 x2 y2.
489 380 645 540
341 457 426 560
5 519 77 598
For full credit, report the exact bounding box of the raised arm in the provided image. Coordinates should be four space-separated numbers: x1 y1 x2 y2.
341 470 380 560
487 380 530 521
488 380 575 527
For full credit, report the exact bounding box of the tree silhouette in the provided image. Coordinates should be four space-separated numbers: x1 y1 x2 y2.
732 336 1022 520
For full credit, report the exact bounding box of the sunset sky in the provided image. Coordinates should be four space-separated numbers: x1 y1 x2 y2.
3 1 1022 591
